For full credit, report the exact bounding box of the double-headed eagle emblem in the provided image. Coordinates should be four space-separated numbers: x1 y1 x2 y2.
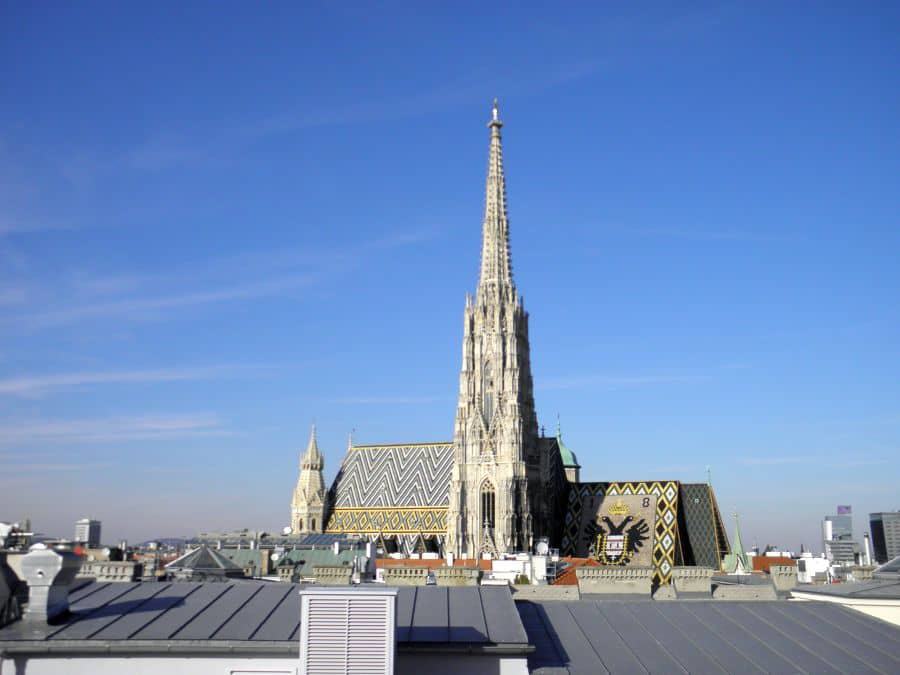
584 500 651 565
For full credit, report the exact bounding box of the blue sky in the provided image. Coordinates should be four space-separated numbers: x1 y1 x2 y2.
1 2 898 550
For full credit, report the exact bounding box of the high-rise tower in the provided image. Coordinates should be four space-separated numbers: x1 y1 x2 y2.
291 425 327 534
447 101 542 557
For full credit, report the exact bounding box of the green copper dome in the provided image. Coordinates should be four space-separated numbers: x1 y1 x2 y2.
556 422 580 468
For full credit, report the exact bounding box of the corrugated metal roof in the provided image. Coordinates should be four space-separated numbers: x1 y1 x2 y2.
0 581 528 653
518 598 900 674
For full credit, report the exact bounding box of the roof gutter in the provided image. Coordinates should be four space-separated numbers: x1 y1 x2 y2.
0 639 533 658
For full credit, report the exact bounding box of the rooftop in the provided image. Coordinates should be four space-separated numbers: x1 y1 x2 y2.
519 597 900 674
0 580 527 656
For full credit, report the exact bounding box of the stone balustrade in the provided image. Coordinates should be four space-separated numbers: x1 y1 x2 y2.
575 566 653 595
769 564 798 592
383 567 431 586
671 566 714 595
434 566 481 586
313 565 352 586
511 584 580 600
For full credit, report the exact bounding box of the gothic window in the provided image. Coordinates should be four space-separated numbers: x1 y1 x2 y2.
482 361 494 423
311 518 316 531
481 482 496 531
298 519 304 531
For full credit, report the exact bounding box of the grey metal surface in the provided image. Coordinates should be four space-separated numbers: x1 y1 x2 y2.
0 581 529 651
394 586 415 642
214 584 292 640
90 583 197 640
518 598 900 675
251 587 301 641
448 586 487 643
794 579 900 599
173 583 261 639
51 582 169 640
481 585 528 644
409 586 449 642
129 583 231 639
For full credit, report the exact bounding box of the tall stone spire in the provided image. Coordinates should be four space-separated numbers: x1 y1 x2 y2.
448 100 544 558
291 424 327 534
477 99 515 302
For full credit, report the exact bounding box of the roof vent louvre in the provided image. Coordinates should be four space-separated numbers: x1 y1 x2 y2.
299 587 397 675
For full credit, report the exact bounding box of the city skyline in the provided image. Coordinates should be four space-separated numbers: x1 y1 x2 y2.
2 3 899 549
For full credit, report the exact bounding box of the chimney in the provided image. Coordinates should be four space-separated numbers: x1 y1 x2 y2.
20 545 80 622
299 587 398 675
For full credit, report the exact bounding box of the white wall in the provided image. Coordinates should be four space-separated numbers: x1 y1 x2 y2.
0 653 528 675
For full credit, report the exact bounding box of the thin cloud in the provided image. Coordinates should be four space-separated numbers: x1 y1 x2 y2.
18 275 313 329
539 373 709 391
0 413 227 446
332 395 448 405
5 226 439 332
597 223 798 243
738 456 889 468
0 364 271 397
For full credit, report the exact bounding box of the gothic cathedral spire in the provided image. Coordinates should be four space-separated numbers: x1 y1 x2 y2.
291 424 327 534
478 99 515 302
448 101 543 558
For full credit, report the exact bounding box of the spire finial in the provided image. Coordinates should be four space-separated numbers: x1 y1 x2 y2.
488 98 503 130
556 413 561 438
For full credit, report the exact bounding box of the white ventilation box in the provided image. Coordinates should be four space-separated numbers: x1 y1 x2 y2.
299 586 398 675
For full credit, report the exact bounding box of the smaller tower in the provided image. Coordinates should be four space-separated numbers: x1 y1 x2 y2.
291 425 327 534
556 418 581 483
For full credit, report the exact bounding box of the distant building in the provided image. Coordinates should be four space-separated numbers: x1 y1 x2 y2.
870 512 900 564
165 545 246 582
823 507 857 565
73 519 101 548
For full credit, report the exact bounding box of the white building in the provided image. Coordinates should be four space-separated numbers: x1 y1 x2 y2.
73 519 101 548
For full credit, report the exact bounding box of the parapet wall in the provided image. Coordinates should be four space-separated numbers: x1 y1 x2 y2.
576 566 653 595
511 584 580 601
383 567 430 586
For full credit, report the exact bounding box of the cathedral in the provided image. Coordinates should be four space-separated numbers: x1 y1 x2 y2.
290 101 730 585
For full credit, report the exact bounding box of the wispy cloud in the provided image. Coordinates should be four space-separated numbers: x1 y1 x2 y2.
738 455 889 468
539 373 709 391
332 395 448 405
4 226 438 332
19 275 313 329
0 364 270 397
0 413 227 446
598 223 797 243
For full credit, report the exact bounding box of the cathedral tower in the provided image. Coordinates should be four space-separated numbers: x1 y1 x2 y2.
291 425 327 534
447 101 543 557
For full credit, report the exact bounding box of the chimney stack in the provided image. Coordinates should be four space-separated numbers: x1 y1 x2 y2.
20 545 80 622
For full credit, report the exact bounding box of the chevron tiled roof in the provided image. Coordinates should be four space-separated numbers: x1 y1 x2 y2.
329 442 453 508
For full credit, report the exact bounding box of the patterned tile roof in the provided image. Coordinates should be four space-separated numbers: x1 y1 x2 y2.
329 442 454 508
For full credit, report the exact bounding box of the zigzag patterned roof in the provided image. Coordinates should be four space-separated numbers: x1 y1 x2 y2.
329 442 453 508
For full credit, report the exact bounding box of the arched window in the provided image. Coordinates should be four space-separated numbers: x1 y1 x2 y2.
482 361 494 422
311 518 316 531
298 519 304 531
481 482 496 531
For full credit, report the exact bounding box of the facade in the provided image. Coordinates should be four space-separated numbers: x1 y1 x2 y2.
73 518 101 548
314 102 730 583
871 511 900 564
823 508 858 564
290 425 327 535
